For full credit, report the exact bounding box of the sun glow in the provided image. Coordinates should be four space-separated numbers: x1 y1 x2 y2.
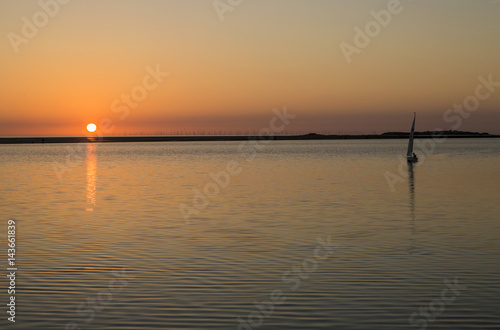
86 123 97 133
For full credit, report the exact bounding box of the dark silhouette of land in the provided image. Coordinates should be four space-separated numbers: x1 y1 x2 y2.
0 131 497 144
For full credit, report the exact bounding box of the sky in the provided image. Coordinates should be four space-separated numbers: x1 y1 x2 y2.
0 0 499 136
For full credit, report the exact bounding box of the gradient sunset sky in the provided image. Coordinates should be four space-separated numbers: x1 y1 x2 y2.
1 0 499 136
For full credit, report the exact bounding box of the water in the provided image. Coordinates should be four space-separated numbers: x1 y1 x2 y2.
1 139 499 329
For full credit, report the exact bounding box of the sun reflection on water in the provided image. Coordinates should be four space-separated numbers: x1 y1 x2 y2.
86 143 97 211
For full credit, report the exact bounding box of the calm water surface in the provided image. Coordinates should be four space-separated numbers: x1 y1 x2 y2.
1 139 499 329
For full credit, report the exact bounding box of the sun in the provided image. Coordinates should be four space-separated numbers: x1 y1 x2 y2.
86 123 97 133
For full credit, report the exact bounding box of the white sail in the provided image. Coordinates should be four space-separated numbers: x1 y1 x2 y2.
407 113 416 158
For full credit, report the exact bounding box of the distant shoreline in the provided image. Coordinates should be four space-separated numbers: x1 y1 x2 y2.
0 132 498 144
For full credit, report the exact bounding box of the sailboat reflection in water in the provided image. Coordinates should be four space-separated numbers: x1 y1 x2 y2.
407 161 417 254
86 143 97 211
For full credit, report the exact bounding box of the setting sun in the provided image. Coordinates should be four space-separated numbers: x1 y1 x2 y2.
86 123 97 133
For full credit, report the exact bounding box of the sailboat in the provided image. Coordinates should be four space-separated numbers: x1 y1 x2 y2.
407 113 418 163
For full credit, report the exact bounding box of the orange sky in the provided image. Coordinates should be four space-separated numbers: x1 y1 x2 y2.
1 0 499 136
